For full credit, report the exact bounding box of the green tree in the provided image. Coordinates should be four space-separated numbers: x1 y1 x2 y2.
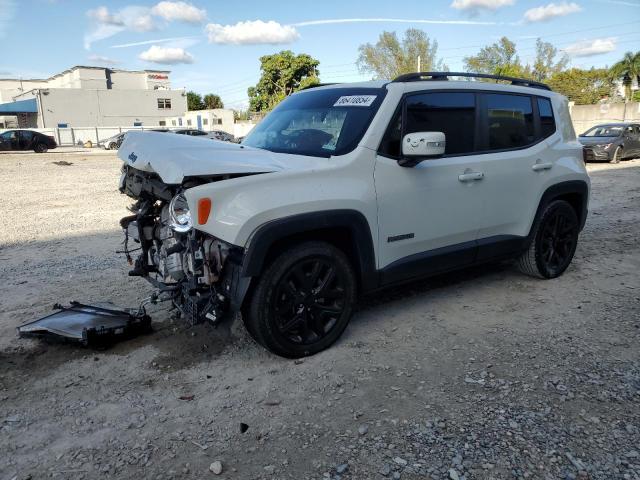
532 39 569 82
610 51 640 101
547 68 614 104
464 37 528 77
203 93 224 109
186 91 204 111
357 29 446 80
248 50 320 112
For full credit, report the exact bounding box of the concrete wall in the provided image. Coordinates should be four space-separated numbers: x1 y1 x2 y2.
570 102 640 134
14 88 186 127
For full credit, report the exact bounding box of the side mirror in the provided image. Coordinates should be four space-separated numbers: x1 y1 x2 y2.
399 132 445 167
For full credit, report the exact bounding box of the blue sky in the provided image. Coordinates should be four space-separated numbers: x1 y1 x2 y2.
1 0 639 108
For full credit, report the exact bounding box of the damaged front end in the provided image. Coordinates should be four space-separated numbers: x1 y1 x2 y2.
118 166 248 326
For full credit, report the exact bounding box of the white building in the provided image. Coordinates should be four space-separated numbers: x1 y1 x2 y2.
166 109 256 138
0 66 187 128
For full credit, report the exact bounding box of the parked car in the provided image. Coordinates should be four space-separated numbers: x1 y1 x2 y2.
173 128 235 142
208 130 235 142
118 72 590 358
173 128 209 137
102 132 126 150
0 129 57 153
578 123 640 163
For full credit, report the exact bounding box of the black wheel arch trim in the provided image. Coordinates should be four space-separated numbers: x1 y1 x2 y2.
532 180 589 235
241 210 378 292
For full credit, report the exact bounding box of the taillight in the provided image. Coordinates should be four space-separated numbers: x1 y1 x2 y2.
197 198 212 225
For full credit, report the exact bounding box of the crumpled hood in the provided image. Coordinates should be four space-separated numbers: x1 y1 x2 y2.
118 131 324 184
578 136 619 146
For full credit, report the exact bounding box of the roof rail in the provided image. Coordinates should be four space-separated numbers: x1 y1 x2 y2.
392 71 551 91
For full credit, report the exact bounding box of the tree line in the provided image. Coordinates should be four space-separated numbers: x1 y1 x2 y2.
243 29 639 113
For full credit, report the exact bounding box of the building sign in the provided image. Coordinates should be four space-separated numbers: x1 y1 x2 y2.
148 74 169 80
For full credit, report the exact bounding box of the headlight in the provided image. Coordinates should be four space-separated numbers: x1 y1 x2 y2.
169 193 193 232
595 143 612 149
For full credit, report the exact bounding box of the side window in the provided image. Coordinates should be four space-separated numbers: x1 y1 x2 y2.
405 92 476 155
20 130 34 141
485 93 534 150
537 97 556 139
378 108 402 158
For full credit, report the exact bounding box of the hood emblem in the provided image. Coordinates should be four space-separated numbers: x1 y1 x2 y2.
128 152 138 163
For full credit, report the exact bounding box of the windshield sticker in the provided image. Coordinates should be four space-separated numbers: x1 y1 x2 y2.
333 95 377 107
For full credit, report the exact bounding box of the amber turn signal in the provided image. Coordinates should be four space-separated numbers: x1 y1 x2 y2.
197 198 212 225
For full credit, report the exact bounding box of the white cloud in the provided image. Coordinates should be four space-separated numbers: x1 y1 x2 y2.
87 6 124 26
562 37 617 57
151 1 206 24
524 2 582 22
450 0 515 11
206 20 299 45
85 5 157 49
87 54 121 64
139 45 194 64
293 17 499 26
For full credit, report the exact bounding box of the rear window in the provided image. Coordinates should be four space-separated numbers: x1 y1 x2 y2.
537 97 556 139
485 93 535 150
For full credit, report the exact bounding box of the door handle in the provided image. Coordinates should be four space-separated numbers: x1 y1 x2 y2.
458 171 484 182
532 162 553 171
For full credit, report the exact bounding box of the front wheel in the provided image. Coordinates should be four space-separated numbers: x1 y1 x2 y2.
517 200 579 279
243 242 357 358
34 143 48 153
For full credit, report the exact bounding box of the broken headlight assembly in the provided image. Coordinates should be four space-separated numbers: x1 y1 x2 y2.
168 193 193 233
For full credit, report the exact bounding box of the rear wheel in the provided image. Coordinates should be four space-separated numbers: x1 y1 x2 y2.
243 242 356 358
610 146 622 164
517 200 579 279
34 143 48 153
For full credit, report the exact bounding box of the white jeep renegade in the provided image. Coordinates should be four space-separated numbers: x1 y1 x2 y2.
118 72 590 358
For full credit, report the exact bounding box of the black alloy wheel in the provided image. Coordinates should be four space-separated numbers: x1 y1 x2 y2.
34 143 48 153
538 205 579 276
518 200 580 279
272 257 347 345
243 242 356 358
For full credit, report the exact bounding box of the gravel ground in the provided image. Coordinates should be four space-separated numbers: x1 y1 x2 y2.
0 152 639 480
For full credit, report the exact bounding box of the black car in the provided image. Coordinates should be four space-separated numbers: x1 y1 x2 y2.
173 128 209 136
0 129 57 153
578 123 640 163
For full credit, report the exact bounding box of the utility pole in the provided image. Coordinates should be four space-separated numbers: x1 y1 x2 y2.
417 56 421 72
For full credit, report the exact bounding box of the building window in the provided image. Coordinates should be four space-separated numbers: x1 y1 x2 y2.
171 120 177 126
57 123 69 128
157 98 172 109
133 122 142 126
213 118 222 125
178 118 183 126
159 120 166 126
186 119 192 126
203 118 208 125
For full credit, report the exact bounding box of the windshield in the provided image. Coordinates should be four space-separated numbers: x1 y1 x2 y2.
242 87 387 158
582 125 623 137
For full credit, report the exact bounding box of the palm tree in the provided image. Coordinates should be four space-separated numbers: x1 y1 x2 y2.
610 51 640 101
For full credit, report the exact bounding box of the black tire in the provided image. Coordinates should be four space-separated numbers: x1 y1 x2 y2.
517 200 580 279
34 143 48 153
610 146 622 164
243 241 357 358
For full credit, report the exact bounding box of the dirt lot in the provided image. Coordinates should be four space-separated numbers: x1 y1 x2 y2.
0 151 639 480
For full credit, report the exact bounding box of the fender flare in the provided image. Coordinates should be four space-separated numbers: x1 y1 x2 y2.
531 180 589 236
241 209 378 291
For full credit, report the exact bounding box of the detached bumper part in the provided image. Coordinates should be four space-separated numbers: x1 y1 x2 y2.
17 302 151 346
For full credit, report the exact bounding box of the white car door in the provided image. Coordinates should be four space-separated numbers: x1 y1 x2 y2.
474 93 556 255
374 91 487 282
